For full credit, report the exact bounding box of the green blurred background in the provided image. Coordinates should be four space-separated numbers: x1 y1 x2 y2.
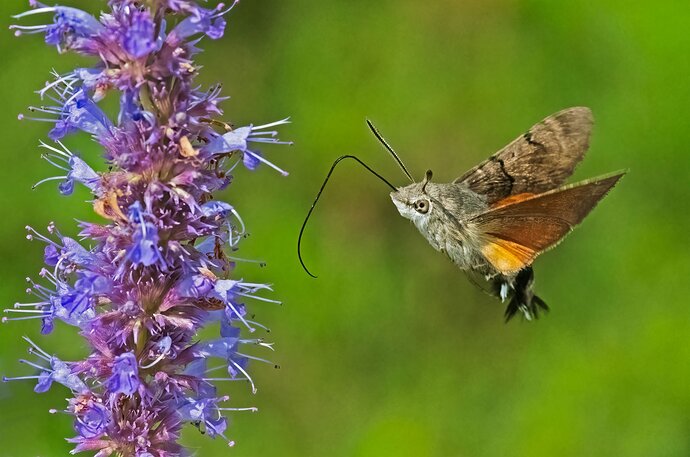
1 1 690 456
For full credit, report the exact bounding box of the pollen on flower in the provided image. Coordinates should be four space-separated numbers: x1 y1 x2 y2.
180 136 199 157
7 0 289 455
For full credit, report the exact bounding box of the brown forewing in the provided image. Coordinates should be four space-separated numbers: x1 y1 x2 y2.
471 172 625 275
455 107 594 204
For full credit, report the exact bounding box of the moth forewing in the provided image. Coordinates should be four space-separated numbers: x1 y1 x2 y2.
455 107 594 203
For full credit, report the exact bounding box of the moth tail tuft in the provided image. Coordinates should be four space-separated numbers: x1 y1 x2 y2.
502 266 549 322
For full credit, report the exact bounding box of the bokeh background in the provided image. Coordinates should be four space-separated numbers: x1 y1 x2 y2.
1 1 690 456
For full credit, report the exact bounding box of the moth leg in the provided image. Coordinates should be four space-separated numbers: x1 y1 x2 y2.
499 282 510 302
501 267 549 322
488 274 513 303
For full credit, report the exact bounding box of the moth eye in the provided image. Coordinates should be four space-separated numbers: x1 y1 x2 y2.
414 199 429 214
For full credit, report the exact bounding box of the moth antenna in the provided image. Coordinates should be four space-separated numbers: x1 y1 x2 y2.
298 155 397 278
421 169 433 192
366 119 415 183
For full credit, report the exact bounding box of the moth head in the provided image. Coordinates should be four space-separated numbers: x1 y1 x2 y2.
391 169 434 221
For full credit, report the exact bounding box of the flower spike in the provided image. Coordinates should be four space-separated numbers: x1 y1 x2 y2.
7 0 290 454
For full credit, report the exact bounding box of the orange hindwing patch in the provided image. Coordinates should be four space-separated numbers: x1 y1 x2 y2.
480 237 536 275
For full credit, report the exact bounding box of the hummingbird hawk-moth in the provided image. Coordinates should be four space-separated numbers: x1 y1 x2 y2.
298 107 625 321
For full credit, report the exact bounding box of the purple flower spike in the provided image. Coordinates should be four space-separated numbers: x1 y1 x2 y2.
7 0 289 454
